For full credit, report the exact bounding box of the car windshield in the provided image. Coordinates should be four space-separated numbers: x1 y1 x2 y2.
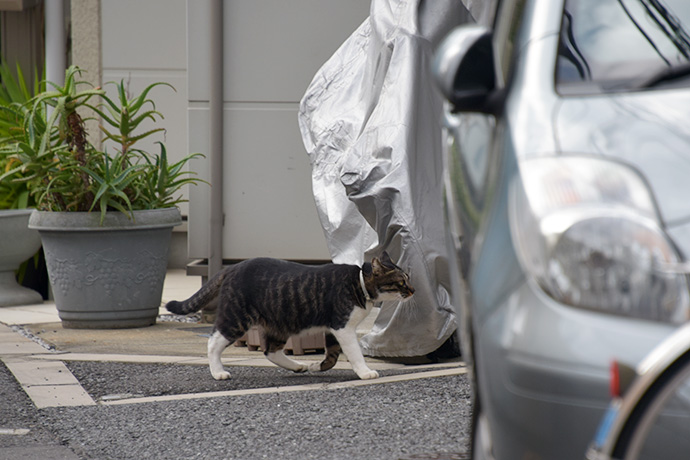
556 0 690 94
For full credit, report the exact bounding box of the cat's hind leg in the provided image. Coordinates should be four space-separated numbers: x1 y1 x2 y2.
308 333 342 372
208 330 233 380
264 338 309 373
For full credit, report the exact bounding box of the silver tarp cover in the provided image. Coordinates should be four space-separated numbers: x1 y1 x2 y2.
462 0 497 25
298 0 465 357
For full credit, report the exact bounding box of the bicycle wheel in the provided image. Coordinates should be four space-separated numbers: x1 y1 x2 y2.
612 351 690 459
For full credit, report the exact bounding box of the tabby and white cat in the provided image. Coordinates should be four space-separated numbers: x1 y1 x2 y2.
166 252 414 380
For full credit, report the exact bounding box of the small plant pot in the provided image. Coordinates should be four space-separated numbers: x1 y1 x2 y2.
0 209 43 307
29 208 181 329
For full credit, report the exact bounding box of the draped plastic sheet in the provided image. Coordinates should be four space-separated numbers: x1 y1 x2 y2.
462 0 497 25
298 0 465 357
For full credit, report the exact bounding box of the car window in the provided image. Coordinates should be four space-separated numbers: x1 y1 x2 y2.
556 0 690 94
493 0 528 87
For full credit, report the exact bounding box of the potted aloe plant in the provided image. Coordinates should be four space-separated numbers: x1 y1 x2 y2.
0 66 204 328
0 62 44 307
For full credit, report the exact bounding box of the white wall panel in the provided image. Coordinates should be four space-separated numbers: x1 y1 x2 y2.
101 0 187 69
101 0 190 215
188 0 369 261
221 1 369 102
219 105 328 259
188 0 370 103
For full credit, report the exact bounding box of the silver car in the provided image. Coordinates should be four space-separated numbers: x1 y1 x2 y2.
433 0 690 459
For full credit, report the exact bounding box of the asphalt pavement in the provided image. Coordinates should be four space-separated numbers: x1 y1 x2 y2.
0 270 471 460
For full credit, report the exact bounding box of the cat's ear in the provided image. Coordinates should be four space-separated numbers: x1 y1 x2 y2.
371 257 383 273
380 251 393 265
362 262 373 277
373 251 396 272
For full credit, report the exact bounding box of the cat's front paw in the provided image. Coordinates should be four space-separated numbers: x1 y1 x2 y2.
212 370 232 380
357 369 379 380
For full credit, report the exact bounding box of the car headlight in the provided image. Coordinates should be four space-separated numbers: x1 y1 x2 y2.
509 155 690 324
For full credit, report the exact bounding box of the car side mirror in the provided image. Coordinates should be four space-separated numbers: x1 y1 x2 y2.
433 25 501 115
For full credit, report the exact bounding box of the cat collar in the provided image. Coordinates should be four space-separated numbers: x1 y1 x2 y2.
359 269 372 302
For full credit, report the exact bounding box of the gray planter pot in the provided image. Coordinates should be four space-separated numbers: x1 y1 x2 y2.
29 208 181 329
0 209 43 307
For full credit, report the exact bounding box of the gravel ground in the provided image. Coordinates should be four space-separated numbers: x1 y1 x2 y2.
43 376 471 460
2 361 471 460
0 362 59 449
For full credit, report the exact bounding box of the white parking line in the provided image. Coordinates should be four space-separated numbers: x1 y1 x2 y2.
0 428 30 435
101 367 468 406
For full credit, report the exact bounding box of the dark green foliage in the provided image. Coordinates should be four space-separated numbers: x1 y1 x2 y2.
0 65 205 221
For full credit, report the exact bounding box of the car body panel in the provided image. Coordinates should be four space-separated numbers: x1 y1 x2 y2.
554 92 690 227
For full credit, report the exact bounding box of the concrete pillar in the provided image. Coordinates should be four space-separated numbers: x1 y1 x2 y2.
69 0 101 146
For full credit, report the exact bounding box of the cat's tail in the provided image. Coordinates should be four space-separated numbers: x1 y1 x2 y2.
166 269 225 315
